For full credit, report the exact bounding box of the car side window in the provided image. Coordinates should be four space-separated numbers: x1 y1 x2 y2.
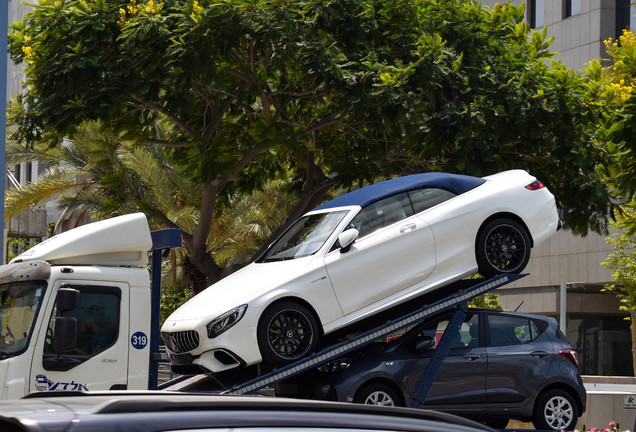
347 193 414 238
488 314 541 347
415 313 478 349
408 188 457 213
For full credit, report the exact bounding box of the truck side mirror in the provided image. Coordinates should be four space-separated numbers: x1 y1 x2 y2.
56 287 79 312
54 286 79 354
53 316 77 353
338 228 359 253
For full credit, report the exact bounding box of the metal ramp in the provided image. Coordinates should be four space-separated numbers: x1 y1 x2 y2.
219 273 526 399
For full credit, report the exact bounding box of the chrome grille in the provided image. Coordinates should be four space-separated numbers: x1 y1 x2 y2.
161 330 199 354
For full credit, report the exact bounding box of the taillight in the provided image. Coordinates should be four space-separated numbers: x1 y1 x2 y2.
559 349 579 368
525 180 545 191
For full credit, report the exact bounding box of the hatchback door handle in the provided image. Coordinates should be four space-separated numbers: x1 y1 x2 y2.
400 223 417 233
463 353 481 361
531 351 548 358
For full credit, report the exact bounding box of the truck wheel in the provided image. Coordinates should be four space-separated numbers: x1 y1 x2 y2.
354 383 403 407
532 389 578 431
257 301 319 366
476 218 530 277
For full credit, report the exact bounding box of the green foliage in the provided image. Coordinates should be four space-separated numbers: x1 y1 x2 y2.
468 294 502 310
602 201 636 313
8 0 617 288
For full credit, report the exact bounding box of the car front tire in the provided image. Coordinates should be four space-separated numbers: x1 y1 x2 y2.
476 218 531 277
354 383 403 407
532 389 579 431
257 301 320 367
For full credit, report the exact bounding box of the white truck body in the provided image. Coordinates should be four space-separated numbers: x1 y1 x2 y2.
0 213 155 400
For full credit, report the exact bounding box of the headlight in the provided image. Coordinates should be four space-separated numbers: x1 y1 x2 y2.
317 358 351 373
206 304 248 338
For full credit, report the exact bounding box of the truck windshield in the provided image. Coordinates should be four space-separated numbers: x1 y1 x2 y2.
260 211 348 262
0 281 46 358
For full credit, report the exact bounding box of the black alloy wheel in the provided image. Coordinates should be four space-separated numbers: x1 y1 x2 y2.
257 301 319 366
476 218 531 277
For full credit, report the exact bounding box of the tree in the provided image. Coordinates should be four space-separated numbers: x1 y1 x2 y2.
8 0 615 291
602 202 636 375
593 28 636 375
5 121 296 292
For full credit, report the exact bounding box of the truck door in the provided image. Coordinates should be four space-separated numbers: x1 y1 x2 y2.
29 282 130 393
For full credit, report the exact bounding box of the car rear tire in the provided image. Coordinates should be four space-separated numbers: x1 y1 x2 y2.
532 389 579 431
257 301 320 367
476 218 531 277
354 383 402 407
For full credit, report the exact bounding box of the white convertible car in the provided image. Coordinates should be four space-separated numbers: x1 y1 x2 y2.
162 170 560 374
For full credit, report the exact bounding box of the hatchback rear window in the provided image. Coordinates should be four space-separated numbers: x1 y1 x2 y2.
488 314 543 347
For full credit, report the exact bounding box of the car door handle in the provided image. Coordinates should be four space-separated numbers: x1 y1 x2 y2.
463 353 481 361
400 223 417 233
531 351 548 358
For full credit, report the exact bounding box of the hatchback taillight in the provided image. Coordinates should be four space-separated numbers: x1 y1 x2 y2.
525 180 545 190
559 349 579 368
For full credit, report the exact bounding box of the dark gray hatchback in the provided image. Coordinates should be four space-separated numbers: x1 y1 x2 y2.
276 308 586 431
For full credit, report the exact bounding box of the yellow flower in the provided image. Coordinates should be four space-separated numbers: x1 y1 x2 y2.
24 35 31 42
21 45 34 59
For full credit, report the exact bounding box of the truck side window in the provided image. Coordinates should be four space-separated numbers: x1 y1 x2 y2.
43 286 120 370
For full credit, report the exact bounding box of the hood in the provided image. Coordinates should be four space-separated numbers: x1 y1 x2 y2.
165 256 323 322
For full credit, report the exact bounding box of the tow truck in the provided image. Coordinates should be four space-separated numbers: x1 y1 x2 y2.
0 212 521 404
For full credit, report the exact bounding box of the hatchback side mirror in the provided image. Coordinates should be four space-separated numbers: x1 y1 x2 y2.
415 335 436 351
338 228 359 253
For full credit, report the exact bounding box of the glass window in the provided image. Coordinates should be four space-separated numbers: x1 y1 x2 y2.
44 286 120 366
261 211 348 262
347 193 414 238
408 188 456 213
0 281 46 358
563 0 581 18
415 313 479 349
488 314 541 347
528 0 545 28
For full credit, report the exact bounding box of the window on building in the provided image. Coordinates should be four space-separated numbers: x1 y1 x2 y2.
528 0 545 28
616 0 636 38
563 0 581 19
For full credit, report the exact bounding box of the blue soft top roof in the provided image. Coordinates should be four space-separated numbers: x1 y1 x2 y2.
314 173 486 211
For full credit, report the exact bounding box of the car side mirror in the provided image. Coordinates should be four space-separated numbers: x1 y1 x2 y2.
415 335 435 351
338 228 359 253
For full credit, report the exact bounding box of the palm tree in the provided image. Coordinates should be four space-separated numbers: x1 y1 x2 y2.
5 121 297 294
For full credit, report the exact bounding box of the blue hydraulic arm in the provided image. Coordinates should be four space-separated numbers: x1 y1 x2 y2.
149 228 182 390
410 306 467 408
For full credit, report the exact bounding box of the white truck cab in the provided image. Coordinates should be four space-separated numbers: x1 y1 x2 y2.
0 213 168 400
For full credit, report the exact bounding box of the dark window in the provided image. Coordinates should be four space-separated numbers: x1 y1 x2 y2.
563 0 581 18
348 193 414 238
528 0 545 28
488 314 541 347
44 286 120 368
616 0 636 38
416 313 479 349
408 188 456 213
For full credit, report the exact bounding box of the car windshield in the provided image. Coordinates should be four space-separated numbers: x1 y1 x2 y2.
261 211 348 262
0 281 46 358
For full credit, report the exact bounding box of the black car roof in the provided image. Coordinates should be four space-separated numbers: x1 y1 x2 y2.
313 172 486 211
1 392 495 432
